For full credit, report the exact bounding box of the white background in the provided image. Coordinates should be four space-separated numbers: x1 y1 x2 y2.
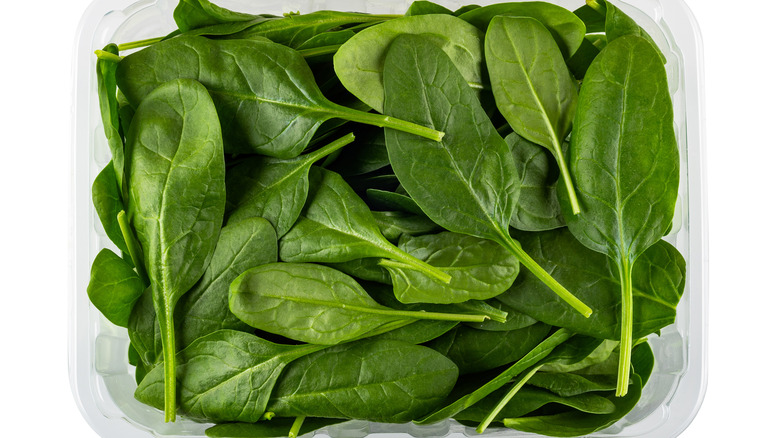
0 0 776 436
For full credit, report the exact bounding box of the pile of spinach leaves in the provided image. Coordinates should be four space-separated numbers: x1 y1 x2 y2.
87 0 685 436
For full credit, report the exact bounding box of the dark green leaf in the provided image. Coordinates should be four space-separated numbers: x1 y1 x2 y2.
406 1 454 16
371 211 441 243
527 372 616 397
92 164 129 254
266 339 459 423
174 0 258 32
87 248 144 327
135 330 325 422
365 188 425 216
96 44 126 194
334 14 485 112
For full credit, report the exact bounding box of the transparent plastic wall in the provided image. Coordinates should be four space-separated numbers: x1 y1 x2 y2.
69 1 708 436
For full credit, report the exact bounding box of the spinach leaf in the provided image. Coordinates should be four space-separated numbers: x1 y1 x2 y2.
503 342 654 436
456 387 616 424
565 35 605 80
92 164 128 254
325 257 391 285
135 330 326 422
279 168 451 283
372 319 458 345
587 0 666 62
227 11 397 49
454 5 481 16
229 263 488 345
225 133 355 236
116 36 443 159
87 248 144 327
365 188 425 217
574 4 605 32
128 288 161 369
382 35 590 317
459 2 586 58
466 299 537 332
371 211 441 243
265 339 459 423
527 372 616 397
506 133 565 232
173 0 258 32
485 16 581 214
427 323 551 375
297 29 356 51
406 1 454 16
333 14 485 112
415 328 573 424
325 127 389 177
95 44 126 195
498 229 686 340
561 35 678 396
381 232 520 304
176 217 278 348
125 78 226 422
206 418 343 438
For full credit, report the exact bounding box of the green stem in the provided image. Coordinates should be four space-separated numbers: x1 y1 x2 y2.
454 301 508 323
616 258 634 397
378 257 452 284
477 364 543 433
334 105 445 142
554 145 581 215
502 235 592 318
117 210 149 286
117 36 165 51
94 49 122 63
586 0 607 14
307 132 355 162
288 416 306 438
159 302 177 422
299 44 343 59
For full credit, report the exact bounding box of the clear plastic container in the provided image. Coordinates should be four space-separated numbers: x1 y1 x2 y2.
69 1 708 437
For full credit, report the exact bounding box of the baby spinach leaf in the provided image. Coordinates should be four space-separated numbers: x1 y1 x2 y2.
456 387 616 424
365 188 425 217
297 29 356 51
279 168 450 283
116 36 443 159
459 2 586 58
381 232 520 304
454 5 481 16
506 133 564 231
96 44 126 195
407 1 454 16
485 16 581 214
227 11 396 49
371 211 441 243
325 127 389 177
574 4 605 32
466 299 537 332
565 35 605 80
229 263 487 345
125 78 226 422
561 35 678 395
135 330 326 423
587 0 666 62
92 164 129 254
372 319 458 345
498 229 686 340
87 248 144 327
382 35 590 317
527 372 616 397
173 0 258 32
225 133 355 236
333 14 485 112
206 417 343 438
325 257 391 285
415 328 573 424
176 217 278 348
266 339 459 423
128 288 161 369
427 323 551 375
503 342 653 436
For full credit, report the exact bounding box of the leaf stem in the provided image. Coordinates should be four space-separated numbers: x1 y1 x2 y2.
288 416 306 438
586 0 607 14
454 301 508 323
95 49 123 63
159 301 177 422
392 309 487 323
502 236 592 318
616 258 634 397
117 210 149 286
117 36 165 51
555 146 581 215
378 257 452 284
477 364 543 433
307 132 355 163
334 105 445 142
